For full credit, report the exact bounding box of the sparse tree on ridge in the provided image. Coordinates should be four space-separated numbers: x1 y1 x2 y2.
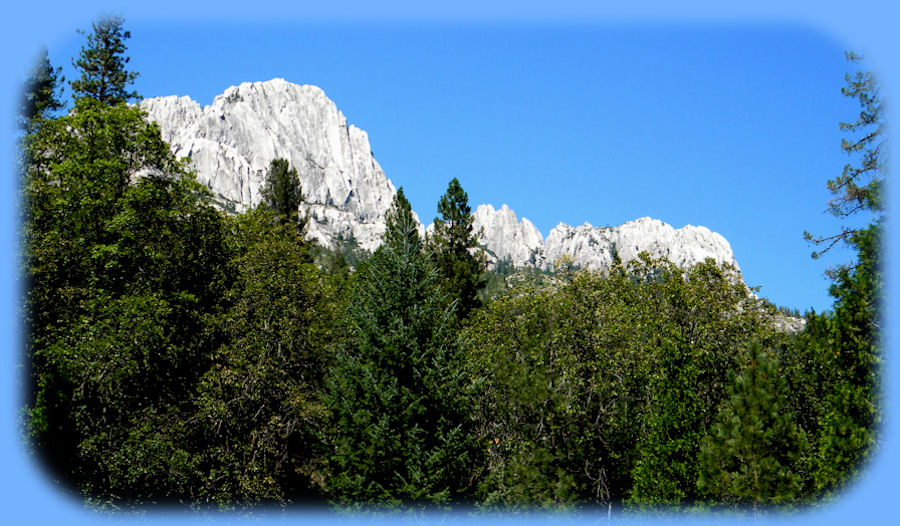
71 15 140 105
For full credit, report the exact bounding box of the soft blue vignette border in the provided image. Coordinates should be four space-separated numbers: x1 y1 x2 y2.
1 1 896 525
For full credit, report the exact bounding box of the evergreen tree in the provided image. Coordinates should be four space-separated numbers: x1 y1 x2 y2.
383 187 417 252
429 178 486 320
70 15 140 105
260 158 305 231
19 47 65 133
322 213 479 508
697 344 809 511
805 52 885 256
798 52 884 496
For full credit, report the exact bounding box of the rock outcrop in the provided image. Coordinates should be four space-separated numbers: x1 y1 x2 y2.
472 204 544 268
141 78 396 251
472 206 738 274
141 79 739 276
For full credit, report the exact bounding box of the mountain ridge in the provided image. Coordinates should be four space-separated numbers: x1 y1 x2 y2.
141 78 740 275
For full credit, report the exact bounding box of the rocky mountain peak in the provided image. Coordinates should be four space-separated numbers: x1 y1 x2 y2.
140 78 396 251
142 78 740 278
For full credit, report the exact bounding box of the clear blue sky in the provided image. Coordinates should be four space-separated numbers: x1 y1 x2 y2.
1 2 898 525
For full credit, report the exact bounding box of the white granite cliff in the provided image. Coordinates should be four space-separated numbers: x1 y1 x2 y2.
471 206 739 274
142 79 739 275
140 78 396 251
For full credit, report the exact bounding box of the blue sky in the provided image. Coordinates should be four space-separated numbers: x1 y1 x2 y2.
1 2 898 525
33 18 876 314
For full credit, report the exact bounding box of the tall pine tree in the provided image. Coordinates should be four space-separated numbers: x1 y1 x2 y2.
322 201 479 508
260 157 306 233
429 178 486 320
70 15 140 105
800 52 884 496
383 186 417 252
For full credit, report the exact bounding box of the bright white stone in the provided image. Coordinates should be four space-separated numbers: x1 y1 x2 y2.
472 204 544 268
141 79 741 276
141 79 397 252
541 216 739 273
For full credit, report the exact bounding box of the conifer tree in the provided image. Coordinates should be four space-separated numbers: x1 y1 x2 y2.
261 157 306 232
383 186 417 252
799 52 884 495
811 223 882 493
322 212 479 508
805 52 885 256
70 15 140 105
20 47 65 133
429 178 486 320
697 344 808 511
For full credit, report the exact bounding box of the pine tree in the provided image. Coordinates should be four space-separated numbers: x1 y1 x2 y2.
260 157 306 231
805 52 885 256
19 47 65 133
322 213 479 508
799 52 884 496
429 178 486 320
70 15 140 105
383 186 418 252
697 344 808 512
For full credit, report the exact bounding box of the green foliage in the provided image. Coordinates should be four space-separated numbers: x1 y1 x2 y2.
792 53 884 500
322 215 480 508
22 92 231 504
629 339 706 508
429 178 486 320
19 47 65 133
71 15 140 105
480 257 566 300
23 98 189 356
627 258 776 509
468 255 779 511
193 207 332 506
383 186 418 252
21 27 881 513
810 224 882 494
260 158 305 230
697 344 808 511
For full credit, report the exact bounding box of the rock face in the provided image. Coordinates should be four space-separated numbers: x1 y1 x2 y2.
541 217 738 272
472 204 544 267
472 206 739 274
140 78 396 251
141 78 739 276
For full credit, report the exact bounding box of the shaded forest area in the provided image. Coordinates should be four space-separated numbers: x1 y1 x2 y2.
18 17 883 515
